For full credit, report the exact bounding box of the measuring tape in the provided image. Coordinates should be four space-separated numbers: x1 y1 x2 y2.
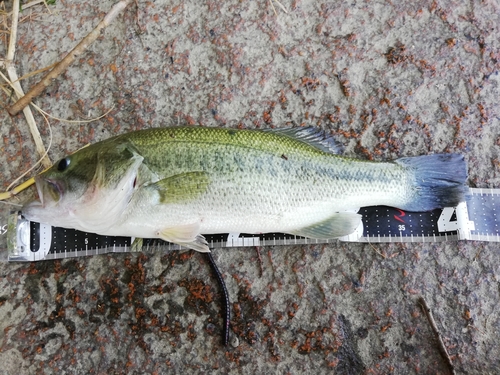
3 188 499 262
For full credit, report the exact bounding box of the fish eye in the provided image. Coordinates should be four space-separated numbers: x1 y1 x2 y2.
57 157 70 172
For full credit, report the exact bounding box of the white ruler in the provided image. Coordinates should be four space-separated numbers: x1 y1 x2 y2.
3 188 499 262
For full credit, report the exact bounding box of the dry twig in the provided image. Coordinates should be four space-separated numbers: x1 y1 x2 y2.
418 297 456 375
8 0 133 116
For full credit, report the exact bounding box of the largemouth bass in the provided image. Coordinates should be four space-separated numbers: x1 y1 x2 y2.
23 127 468 252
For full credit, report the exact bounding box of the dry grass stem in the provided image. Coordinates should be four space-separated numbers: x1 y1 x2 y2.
0 177 36 201
4 0 51 168
33 103 115 124
368 242 387 258
7 0 133 116
273 0 288 13
41 0 54 15
0 70 51 168
2 62 58 85
269 0 288 15
0 73 113 125
4 0 47 16
5 110 52 192
0 200 23 207
269 0 277 15
0 110 53 201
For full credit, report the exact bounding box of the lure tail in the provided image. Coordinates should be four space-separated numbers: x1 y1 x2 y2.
396 154 468 212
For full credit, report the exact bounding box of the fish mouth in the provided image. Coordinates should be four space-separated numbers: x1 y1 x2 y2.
34 175 45 206
23 178 63 223
35 176 64 206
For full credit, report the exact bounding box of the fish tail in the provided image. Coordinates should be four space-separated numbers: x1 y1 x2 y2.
396 154 468 212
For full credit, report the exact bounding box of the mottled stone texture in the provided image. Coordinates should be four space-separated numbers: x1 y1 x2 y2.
0 0 499 374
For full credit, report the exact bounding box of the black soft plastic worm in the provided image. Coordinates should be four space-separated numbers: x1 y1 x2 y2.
204 251 230 346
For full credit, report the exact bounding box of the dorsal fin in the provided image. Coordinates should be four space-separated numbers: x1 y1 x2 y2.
265 127 341 154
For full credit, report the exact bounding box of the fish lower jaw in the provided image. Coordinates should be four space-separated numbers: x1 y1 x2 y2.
22 201 50 224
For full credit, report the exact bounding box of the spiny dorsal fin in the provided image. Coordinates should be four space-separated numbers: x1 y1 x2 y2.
265 127 342 154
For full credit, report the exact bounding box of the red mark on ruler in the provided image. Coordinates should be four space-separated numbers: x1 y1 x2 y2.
394 209 406 223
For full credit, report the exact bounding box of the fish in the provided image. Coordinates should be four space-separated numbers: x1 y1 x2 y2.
23 126 468 252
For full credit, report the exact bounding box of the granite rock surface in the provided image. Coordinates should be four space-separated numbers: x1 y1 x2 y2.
0 0 499 373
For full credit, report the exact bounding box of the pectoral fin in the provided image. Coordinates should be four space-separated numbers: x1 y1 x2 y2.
149 171 210 204
158 222 210 253
290 212 361 239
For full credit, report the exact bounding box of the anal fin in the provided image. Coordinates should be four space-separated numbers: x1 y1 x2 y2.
290 212 361 239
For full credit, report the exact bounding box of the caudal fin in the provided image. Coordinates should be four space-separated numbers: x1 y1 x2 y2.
396 154 468 212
